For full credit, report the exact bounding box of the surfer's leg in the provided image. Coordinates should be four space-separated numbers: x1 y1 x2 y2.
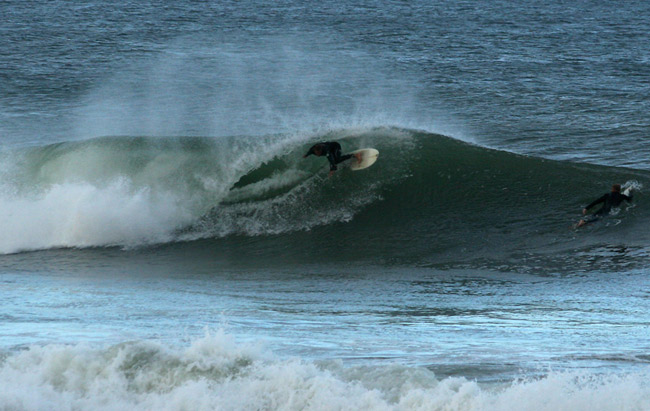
338 154 354 163
333 149 354 164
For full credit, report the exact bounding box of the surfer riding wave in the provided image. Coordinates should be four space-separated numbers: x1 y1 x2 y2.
303 142 361 176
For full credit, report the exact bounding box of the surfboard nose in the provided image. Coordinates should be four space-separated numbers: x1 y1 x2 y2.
350 148 379 171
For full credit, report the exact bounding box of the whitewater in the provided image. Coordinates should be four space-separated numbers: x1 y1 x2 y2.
2 331 649 411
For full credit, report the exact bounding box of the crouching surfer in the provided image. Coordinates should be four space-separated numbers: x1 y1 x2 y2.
576 184 632 228
303 142 362 177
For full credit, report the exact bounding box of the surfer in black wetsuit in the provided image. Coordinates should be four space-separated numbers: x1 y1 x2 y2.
303 142 361 176
576 184 632 227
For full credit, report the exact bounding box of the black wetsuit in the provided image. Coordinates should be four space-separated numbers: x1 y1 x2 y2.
584 191 632 221
304 142 353 171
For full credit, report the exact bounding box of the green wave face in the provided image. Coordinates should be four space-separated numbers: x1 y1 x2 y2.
1 128 647 269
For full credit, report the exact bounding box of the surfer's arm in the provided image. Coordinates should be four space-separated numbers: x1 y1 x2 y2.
623 194 633 202
303 147 315 158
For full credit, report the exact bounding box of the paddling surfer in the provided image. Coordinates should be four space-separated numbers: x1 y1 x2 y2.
303 142 362 176
576 184 632 227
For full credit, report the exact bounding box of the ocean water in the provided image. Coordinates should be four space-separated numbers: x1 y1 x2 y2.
1 1 650 410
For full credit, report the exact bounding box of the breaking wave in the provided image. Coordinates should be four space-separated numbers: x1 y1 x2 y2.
1 127 647 269
1 331 648 411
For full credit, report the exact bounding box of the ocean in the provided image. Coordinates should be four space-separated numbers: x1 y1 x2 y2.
1 1 650 409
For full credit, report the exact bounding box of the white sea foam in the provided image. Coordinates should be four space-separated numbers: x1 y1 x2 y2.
0 331 648 411
0 179 192 254
0 127 398 253
0 132 313 254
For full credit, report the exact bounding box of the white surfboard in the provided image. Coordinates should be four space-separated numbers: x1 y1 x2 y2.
349 148 379 171
623 186 633 197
